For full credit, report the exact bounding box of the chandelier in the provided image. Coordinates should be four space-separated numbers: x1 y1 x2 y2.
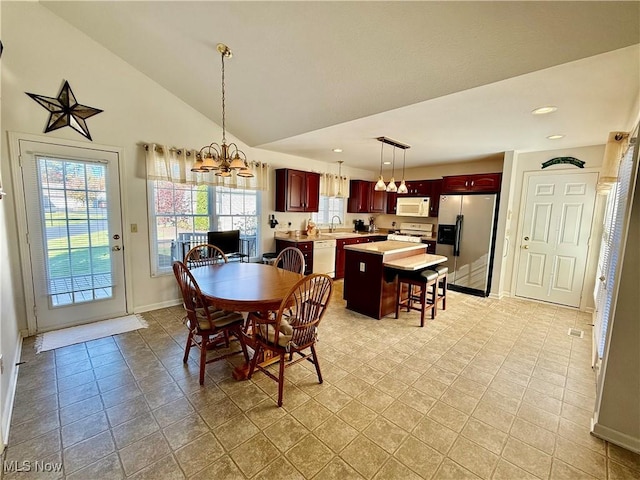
192 44 254 178
374 136 410 193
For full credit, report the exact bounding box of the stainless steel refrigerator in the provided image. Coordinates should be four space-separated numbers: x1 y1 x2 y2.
436 194 498 296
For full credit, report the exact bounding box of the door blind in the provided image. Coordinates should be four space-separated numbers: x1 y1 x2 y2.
593 138 638 358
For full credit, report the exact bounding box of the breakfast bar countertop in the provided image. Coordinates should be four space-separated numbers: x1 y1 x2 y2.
274 232 386 242
383 253 447 271
343 240 426 256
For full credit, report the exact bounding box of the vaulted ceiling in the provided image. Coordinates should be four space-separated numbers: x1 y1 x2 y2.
42 1 640 170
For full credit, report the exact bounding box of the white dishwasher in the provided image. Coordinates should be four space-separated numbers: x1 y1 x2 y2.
313 239 337 277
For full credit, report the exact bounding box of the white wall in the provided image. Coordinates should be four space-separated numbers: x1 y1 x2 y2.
503 144 605 309
1 2 374 323
400 156 504 181
0 3 22 448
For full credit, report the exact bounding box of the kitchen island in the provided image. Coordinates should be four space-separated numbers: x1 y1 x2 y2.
343 240 446 319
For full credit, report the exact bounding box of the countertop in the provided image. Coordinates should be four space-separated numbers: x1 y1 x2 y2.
383 254 447 271
343 240 427 256
274 232 387 243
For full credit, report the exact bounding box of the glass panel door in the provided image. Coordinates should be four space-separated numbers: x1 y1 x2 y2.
19 140 126 332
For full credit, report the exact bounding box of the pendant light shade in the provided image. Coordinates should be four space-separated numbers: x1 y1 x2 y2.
386 146 398 192
375 136 411 192
374 140 387 191
397 149 409 194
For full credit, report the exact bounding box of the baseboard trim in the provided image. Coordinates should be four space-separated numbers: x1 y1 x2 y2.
591 419 640 454
134 298 181 313
2 331 23 450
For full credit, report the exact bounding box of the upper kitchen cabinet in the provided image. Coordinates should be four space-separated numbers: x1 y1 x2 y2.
404 180 431 196
275 168 320 212
388 179 443 216
347 180 387 213
428 179 442 216
386 192 397 214
442 173 502 194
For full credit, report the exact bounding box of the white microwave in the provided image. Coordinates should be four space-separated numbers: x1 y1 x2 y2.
396 197 431 217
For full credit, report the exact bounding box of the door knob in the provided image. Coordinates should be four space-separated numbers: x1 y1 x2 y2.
112 246 122 251
522 245 529 249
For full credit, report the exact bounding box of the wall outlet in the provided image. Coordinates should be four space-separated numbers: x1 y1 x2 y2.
359 262 366 272
131 223 138 233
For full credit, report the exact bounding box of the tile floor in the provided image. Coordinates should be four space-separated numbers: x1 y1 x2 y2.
4 283 640 479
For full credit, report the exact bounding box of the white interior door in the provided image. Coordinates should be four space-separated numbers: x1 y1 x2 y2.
515 172 598 307
19 140 127 332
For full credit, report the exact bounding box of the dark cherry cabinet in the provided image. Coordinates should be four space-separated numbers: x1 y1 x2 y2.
369 184 387 213
275 169 320 212
335 238 358 279
442 173 502 194
387 179 443 217
276 239 313 275
347 180 387 213
386 192 397 214
347 180 368 213
422 240 436 254
404 180 431 196
335 235 387 279
429 179 442 217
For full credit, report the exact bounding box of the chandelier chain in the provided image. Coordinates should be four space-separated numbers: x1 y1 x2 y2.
221 48 226 144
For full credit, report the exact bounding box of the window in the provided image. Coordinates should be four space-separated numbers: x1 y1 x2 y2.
148 181 260 275
593 140 637 360
311 196 345 227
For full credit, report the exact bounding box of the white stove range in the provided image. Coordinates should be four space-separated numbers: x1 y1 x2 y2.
387 222 434 243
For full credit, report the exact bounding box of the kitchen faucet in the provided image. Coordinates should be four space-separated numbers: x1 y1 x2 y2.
330 215 342 232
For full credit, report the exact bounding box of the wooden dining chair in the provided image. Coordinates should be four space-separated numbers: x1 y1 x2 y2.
173 261 249 385
274 246 306 274
184 243 228 268
247 273 333 406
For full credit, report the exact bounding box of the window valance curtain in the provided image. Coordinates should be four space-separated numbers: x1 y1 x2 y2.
319 172 349 198
144 143 270 191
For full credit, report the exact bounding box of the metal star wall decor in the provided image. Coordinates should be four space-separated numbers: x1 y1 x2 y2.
26 80 103 141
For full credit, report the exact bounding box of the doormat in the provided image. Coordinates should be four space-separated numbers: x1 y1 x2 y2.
35 314 148 353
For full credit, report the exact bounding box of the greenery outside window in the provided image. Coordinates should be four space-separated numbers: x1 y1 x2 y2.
311 196 345 227
148 180 260 275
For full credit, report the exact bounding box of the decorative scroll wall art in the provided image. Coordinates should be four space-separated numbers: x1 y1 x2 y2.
26 80 103 141
541 156 585 169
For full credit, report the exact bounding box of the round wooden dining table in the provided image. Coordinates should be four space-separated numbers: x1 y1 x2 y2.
190 262 303 313
189 262 304 380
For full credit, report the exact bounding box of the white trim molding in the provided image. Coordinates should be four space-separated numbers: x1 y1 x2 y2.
2 331 23 449
592 418 640 454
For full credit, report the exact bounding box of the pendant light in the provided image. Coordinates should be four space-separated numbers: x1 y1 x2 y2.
374 140 386 191
374 136 410 192
193 44 254 177
386 146 397 192
397 148 409 194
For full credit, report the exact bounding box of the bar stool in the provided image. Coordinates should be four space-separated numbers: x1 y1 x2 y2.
395 269 438 327
427 265 448 315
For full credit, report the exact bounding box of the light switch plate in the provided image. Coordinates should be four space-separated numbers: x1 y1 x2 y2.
131 224 138 233
359 262 366 272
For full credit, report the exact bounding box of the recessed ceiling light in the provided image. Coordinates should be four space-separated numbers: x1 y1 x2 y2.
332 148 343 153
383 161 391 165
547 134 564 140
532 106 558 115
